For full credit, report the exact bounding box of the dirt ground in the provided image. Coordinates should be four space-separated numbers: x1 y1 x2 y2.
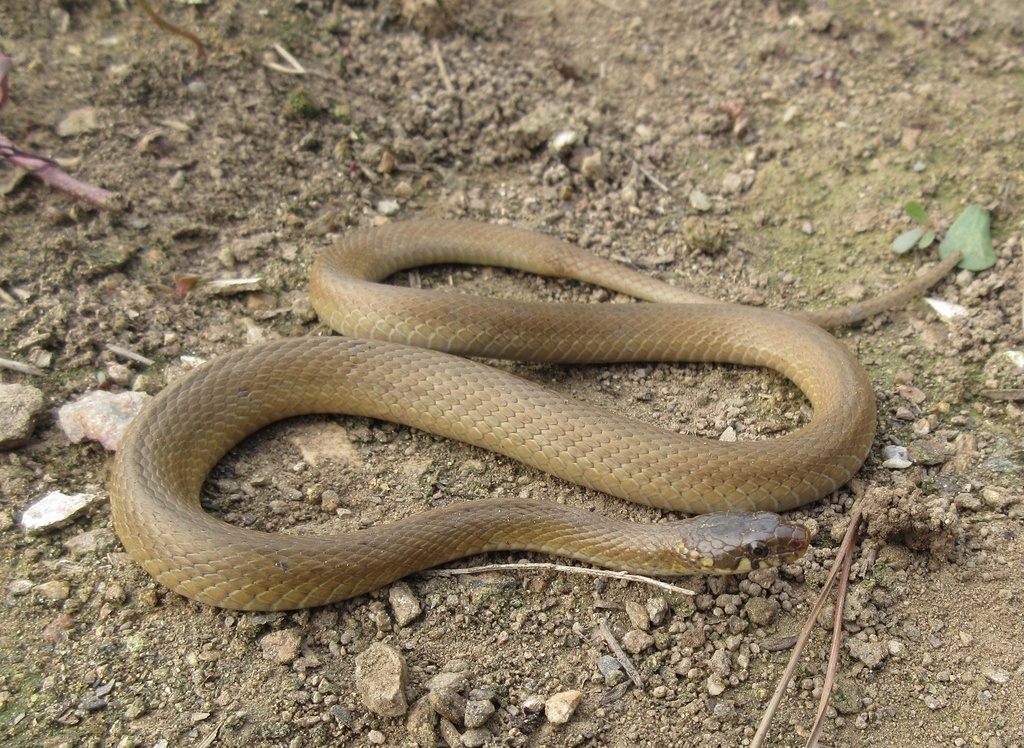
2 1 1024 746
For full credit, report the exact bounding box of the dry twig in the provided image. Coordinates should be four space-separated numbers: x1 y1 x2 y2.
422 561 695 595
599 618 645 688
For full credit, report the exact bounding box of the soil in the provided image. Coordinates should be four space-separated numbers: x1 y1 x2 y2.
2 1 1024 747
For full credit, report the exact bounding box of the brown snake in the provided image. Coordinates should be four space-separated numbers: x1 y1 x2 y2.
109 220 960 610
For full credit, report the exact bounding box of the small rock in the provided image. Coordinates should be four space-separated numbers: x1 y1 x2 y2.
20 491 103 532
689 190 712 212
64 528 117 557
744 597 780 626
427 671 470 694
388 582 422 627
0 384 45 450
355 642 409 717
721 172 745 194
463 698 495 729
706 674 728 696
621 629 654 654
461 728 491 747
981 664 1011 685
580 150 606 181
708 649 732 678
58 390 151 451
544 690 582 725
55 106 100 137
881 445 912 469
377 199 400 216
596 655 622 676
366 729 386 744
548 129 578 156
509 103 584 151
625 600 650 631
846 639 888 669
522 696 545 713
980 487 1017 510
406 696 437 744
36 580 71 601
259 629 302 665
438 718 462 748
832 679 863 714
429 687 466 726
923 297 969 320
646 597 670 625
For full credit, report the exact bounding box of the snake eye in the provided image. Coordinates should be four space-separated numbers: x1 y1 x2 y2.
749 541 769 560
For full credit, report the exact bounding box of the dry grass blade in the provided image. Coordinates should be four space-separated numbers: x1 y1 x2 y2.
750 505 863 748
807 519 857 748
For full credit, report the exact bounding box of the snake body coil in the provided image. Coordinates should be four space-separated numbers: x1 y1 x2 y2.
109 220 955 610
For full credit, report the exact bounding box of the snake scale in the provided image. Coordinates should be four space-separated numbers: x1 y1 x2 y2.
109 220 959 610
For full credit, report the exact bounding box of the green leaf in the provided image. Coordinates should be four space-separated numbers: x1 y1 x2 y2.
904 200 928 225
917 229 935 249
939 205 995 271
892 227 925 254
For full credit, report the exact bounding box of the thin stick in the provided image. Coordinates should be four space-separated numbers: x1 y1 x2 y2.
750 505 863 748
806 523 857 748
106 344 155 367
625 153 670 193
432 41 456 94
0 357 45 376
421 561 695 595
599 618 645 689
134 0 205 58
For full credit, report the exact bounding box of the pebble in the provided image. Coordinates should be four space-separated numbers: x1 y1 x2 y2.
596 655 623 676
64 528 117 557
580 150 606 181
461 728 491 747
405 696 437 744
388 582 422 627
689 190 712 212
55 106 100 137
377 199 400 216
58 390 151 451
429 687 466 725
259 629 302 665
544 690 582 725
0 384 45 450
438 718 461 748
427 671 470 694
621 629 654 654
706 674 728 696
708 649 732 677
625 600 650 630
981 665 1010 685
355 642 409 717
924 297 969 320
744 597 780 626
366 729 386 744
20 491 103 532
846 639 888 669
35 580 71 601
463 698 495 729
646 596 670 625
881 445 913 469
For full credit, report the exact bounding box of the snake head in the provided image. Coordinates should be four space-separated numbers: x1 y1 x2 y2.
678 511 810 574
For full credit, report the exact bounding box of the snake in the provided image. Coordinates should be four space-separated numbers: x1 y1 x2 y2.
108 220 960 610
